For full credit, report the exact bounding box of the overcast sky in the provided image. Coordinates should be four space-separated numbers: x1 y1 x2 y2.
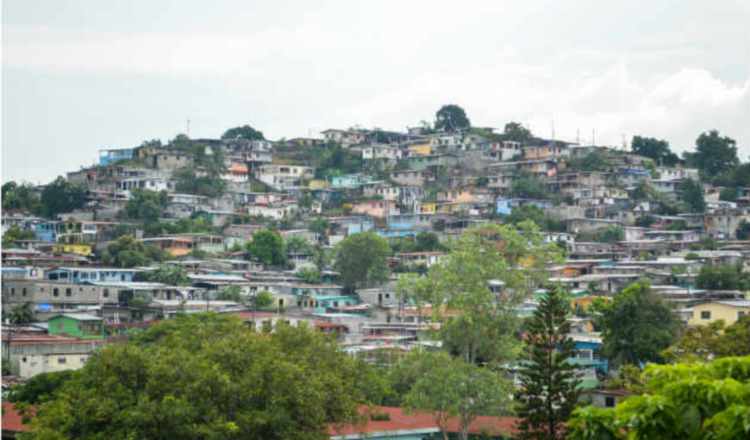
3 0 749 183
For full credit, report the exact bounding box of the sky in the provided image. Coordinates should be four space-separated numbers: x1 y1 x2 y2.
3 0 749 184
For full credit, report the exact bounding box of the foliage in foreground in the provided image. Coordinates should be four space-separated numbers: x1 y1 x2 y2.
22 314 374 440
568 356 750 439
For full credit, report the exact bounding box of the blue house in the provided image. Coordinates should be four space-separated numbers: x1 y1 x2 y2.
571 334 608 375
330 174 371 189
47 267 139 283
99 148 136 166
34 221 61 242
343 217 374 235
496 198 553 216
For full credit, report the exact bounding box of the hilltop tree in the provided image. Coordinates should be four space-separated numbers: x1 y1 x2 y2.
221 124 265 141
684 130 738 178
435 105 470 132
247 229 287 267
631 136 679 166
501 122 533 143
39 176 87 218
22 314 375 440
597 282 678 367
516 287 581 440
334 232 390 291
2 181 41 213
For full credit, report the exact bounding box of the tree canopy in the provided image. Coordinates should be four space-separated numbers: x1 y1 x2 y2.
123 189 168 224
2 181 41 213
501 122 533 143
695 264 750 290
38 177 87 218
101 235 166 268
221 124 265 141
22 314 376 440
685 130 739 178
334 232 390 291
569 356 750 439
434 105 471 132
631 136 679 166
678 178 706 213
247 229 287 267
596 282 678 367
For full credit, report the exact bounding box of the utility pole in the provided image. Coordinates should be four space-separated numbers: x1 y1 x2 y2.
186 118 191 137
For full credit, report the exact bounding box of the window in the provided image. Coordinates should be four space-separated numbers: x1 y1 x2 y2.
739 311 746 319
605 396 616 408
53 288 59 297
66 288 72 297
701 310 711 320
22 288 27 297
10 288 15 296
57 357 67 364
103 289 109 298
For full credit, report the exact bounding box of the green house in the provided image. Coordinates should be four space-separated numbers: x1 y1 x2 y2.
48 313 105 339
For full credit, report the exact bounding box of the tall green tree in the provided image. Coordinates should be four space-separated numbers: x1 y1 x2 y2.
501 122 533 143
2 181 41 212
334 232 390 291
515 287 581 440
221 124 265 140
123 189 169 223
597 282 678 367
631 136 679 166
22 314 375 440
247 229 286 266
101 235 166 268
662 316 750 363
7 302 35 324
404 351 511 440
39 176 87 218
685 130 738 178
411 222 562 365
568 356 750 439
435 104 471 132
695 264 750 290
678 178 706 213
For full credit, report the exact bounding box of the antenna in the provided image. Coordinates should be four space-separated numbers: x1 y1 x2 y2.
592 129 596 146
576 129 580 145
186 118 191 136
551 118 556 141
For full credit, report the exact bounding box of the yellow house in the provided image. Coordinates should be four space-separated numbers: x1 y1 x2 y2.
53 243 93 256
688 300 750 326
420 202 437 214
408 143 432 156
308 179 329 190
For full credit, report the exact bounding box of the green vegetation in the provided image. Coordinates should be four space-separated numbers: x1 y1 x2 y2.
21 314 377 440
566 150 612 172
569 356 750 439
631 135 679 166
335 232 391 291
246 229 287 266
678 178 706 213
39 176 87 218
434 104 470 132
389 232 446 254
578 225 624 243
123 189 168 223
595 282 678 367
695 264 750 290
2 181 42 213
221 124 265 140
663 316 750 362
174 166 227 198
516 287 580 440
138 265 190 285
506 205 566 232
7 370 76 405
511 173 548 199
296 267 321 284
737 220 750 239
684 129 739 180
101 235 167 268
5 302 35 324
500 121 533 143
2 225 36 247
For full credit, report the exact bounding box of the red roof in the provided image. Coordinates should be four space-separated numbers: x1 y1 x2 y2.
2 402 33 433
329 406 518 437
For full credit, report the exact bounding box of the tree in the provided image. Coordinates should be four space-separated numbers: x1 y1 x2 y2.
695 264 750 290
506 205 565 232
501 122 533 143
413 231 444 252
2 225 35 248
687 130 739 178
7 302 35 324
597 282 678 367
434 104 471 132
2 181 41 213
221 124 265 141
334 232 391 291
139 265 190 285
253 290 274 310
123 189 169 223
404 351 511 440
678 178 706 213
286 236 314 255
39 176 87 218
7 370 76 405
516 287 580 440
101 235 166 268
566 151 612 172
414 223 562 365
737 220 750 240
247 229 287 266
296 267 321 284
174 166 227 198
216 285 243 302
309 218 329 240
22 314 376 440
568 356 750 439
662 317 750 363
631 136 679 166
511 173 548 199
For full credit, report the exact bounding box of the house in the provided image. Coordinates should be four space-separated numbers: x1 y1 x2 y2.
330 174 372 189
48 313 105 339
224 162 250 182
361 144 402 161
351 200 398 218
485 140 522 161
247 201 298 220
99 147 135 166
394 251 445 268
390 170 432 186
522 142 570 161
2 401 33 438
1 331 104 378
141 234 224 257
687 300 750 326
46 267 138 283
582 388 631 408
321 128 367 146
256 164 314 190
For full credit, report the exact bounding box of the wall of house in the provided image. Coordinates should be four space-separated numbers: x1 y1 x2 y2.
688 303 750 326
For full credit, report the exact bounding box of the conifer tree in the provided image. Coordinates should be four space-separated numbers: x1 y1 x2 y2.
515 287 581 440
